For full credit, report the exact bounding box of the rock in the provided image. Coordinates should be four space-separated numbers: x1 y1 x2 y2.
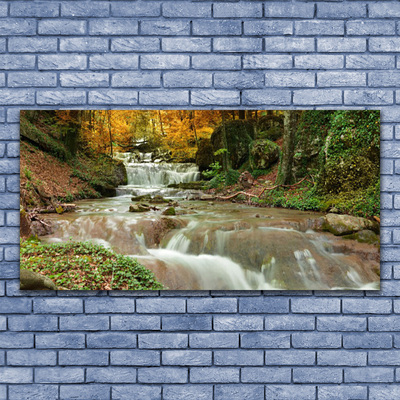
131 194 152 202
20 211 32 238
162 207 176 216
343 229 380 245
249 139 280 170
129 203 150 213
200 194 215 201
323 213 379 236
195 139 214 172
186 191 202 200
149 195 169 204
20 269 57 290
238 171 254 189
113 159 128 186
208 202 214 206
30 219 53 236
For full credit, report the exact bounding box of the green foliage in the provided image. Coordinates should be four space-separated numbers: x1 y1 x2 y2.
24 167 32 180
203 161 222 179
225 169 241 186
20 239 164 290
252 169 271 180
214 148 228 156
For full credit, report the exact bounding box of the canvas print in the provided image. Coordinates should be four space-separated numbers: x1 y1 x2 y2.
20 110 380 290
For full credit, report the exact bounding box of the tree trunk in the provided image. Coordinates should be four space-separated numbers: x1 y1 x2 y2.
277 111 298 185
107 111 113 157
221 111 230 173
238 110 245 120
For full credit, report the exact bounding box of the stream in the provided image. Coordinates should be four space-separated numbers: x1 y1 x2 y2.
41 153 380 291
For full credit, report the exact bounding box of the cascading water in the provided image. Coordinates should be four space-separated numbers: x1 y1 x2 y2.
42 152 380 290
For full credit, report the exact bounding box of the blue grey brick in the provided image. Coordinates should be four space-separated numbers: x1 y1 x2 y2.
162 315 211 331
244 21 292 36
8 315 57 331
318 385 367 400
265 2 314 18
318 71 366 87
265 350 315 365
346 55 395 70
60 385 110 400
369 350 400 365
317 316 366 331
0 333 33 348
187 298 237 313
37 90 86 105
141 21 189 36
395 265 400 278
318 350 366 366
141 54 189 70
190 367 239 383
189 333 238 348
140 90 188 106
38 54 87 70
214 350 263 366
111 350 159 366
215 385 264 400
371 386 400 400
163 385 212 400
59 350 109 366
111 38 160 52
39 19 86 35
347 20 395 36
381 125 394 140
265 315 314 331
0 19 36 36
0 316 5 330
4 245 19 260
295 20 344 35
9 37 57 53
214 315 263 331
89 19 138 35
294 89 342 105
393 229 400 243
292 298 340 313
214 38 262 53
162 350 211 366
11 2 59 17
163 71 211 88
193 20 241 36
89 90 138 105
241 332 290 349
191 90 240 106
60 315 109 330
0 74 4 87
292 333 341 349
293 367 342 383
9 72 57 88
370 38 400 53
60 38 109 53
370 71 400 87
87 332 136 348
265 385 315 400
111 315 160 330
243 54 292 70
369 3 400 18
86 367 136 383
242 90 291 106
9 385 59 400
382 142 400 158
0 3 6 17
162 38 210 53
318 3 366 18
296 55 344 69
85 298 135 313
90 54 138 70
0 297 31 313
265 72 314 88
35 367 84 383
61 2 110 17
0 55 35 70
138 367 187 383
36 333 85 349
345 367 394 383
139 333 187 349
318 38 366 53
163 2 210 18
0 367 32 383
112 385 161 400
240 297 289 314
7 349 56 366
214 3 262 18
343 299 391 314
112 2 160 17
345 90 393 105
192 55 241 70
60 72 109 88
343 333 392 349
380 229 392 244
242 367 291 383
369 316 400 331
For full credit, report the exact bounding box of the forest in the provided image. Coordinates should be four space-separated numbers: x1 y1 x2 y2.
20 109 380 291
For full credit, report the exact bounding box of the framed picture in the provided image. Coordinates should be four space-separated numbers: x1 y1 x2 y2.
20 110 380 290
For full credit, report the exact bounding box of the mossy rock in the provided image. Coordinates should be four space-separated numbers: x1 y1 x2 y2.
323 213 378 236
249 139 280 170
162 207 176 216
195 139 214 172
343 229 380 245
257 126 282 141
129 203 150 212
55 206 64 214
20 269 57 290
149 195 169 204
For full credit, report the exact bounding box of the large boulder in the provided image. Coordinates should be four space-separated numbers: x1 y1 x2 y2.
20 269 57 290
323 213 379 236
249 139 280 170
238 171 255 189
211 120 255 169
129 203 150 213
195 139 214 172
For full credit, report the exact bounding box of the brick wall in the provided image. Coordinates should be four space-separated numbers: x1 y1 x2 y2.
0 1 399 399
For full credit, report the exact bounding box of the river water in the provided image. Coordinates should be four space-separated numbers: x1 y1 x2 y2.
41 154 380 291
